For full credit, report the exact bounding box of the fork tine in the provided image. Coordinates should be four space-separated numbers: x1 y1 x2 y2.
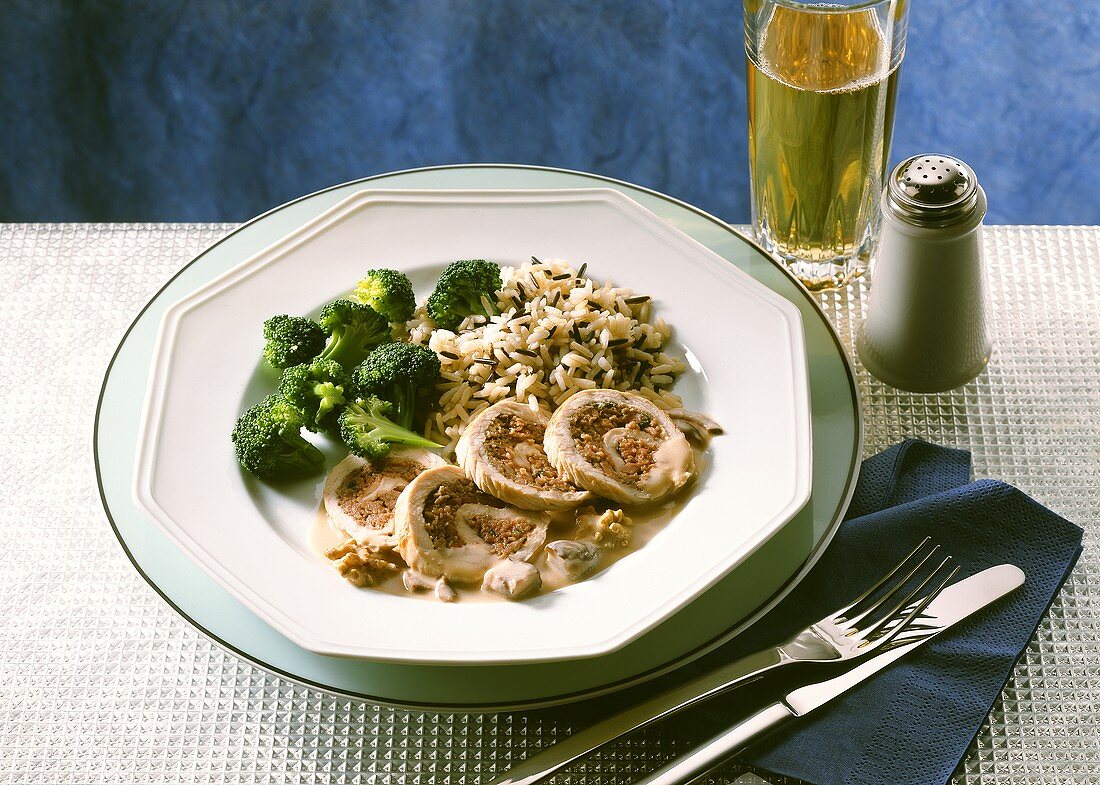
858 557 955 641
857 561 959 646
832 536 934 623
878 629 937 653
892 621 941 633
864 565 960 652
840 541 941 630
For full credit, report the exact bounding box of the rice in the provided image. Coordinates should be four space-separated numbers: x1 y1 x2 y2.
407 258 687 455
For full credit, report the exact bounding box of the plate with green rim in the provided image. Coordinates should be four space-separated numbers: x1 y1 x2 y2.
95 164 862 710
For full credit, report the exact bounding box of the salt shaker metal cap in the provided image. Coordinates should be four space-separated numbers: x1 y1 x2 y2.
857 153 991 392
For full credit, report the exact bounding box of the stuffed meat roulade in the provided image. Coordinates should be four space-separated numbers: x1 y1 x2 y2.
456 401 591 511
544 390 694 505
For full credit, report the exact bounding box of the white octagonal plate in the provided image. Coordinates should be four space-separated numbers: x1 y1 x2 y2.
133 188 811 664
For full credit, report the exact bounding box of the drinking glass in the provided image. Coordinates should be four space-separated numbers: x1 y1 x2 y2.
744 0 909 291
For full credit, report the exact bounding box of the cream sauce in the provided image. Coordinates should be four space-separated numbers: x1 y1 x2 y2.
308 452 706 602
308 514 351 555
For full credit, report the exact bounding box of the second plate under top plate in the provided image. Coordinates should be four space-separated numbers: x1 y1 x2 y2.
98 164 860 708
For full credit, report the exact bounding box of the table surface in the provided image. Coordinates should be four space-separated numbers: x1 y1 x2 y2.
1 223 1096 784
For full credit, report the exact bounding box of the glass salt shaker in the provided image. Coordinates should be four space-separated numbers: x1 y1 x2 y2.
857 154 991 393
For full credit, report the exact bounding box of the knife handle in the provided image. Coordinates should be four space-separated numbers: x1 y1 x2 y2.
632 702 792 785
488 647 786 785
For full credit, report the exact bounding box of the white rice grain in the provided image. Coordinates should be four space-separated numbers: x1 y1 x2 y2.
407 258 685 455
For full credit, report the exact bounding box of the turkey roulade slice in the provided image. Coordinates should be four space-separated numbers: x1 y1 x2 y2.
544 390 694 505
394 465 550 583
323 447 447 550
456 401 592 511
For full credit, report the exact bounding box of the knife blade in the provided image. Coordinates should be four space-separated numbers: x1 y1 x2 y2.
631 564 1025 785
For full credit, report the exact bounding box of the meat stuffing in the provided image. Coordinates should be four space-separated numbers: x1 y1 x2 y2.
457 401 591 510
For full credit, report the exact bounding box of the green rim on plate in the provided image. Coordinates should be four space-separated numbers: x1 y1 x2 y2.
95 165 862 711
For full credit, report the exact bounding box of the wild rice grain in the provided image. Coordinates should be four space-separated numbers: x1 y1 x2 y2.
407 258 683 454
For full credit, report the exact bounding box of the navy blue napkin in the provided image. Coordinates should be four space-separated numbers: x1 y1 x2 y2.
694 440 1083 785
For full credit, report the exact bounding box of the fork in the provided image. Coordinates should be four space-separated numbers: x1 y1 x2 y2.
488 537 956 785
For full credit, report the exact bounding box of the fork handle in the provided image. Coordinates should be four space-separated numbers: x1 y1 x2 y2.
487 647 787 785
631 702 793 785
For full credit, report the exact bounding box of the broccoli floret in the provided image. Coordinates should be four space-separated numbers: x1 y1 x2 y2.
231 394 325 481
338 395 442 461
354 268 416 324
277 358 352 434
425 259 502 330
316 299 391 369
262 315 327 369
352 342 441 430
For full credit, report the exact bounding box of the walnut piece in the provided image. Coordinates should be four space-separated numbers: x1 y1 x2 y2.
325 539 399 587
576 507 632 548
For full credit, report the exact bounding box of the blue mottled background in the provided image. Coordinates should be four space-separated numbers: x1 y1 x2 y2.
1 0 1097 223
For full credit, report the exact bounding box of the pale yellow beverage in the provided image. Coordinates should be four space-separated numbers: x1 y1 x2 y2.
746 2 902 290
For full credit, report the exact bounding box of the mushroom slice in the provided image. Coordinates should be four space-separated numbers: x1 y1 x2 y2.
482 560 542 599
402 570 458 602
545 540 602 581
457 401 592 510
323 447 447 550
545 390 695 505
666 408 724 446
394 465 549 584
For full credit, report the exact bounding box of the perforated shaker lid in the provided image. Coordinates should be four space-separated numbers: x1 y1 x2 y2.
885 154 984 228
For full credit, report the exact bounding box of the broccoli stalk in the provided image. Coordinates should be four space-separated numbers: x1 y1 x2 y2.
231 395 325 480
277 358 352 434
354 269 416 324
352 342 442 431
262 314 327 369
425 259 503 330
317 299 391 369
339 396 441 461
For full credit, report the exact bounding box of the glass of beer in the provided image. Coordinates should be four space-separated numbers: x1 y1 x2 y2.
744 0 909 290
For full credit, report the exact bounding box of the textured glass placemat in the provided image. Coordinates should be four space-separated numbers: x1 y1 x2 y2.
0 224 1096 784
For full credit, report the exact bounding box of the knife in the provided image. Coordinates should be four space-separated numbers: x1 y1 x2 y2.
631 563 1025 785
489 562 1023 785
